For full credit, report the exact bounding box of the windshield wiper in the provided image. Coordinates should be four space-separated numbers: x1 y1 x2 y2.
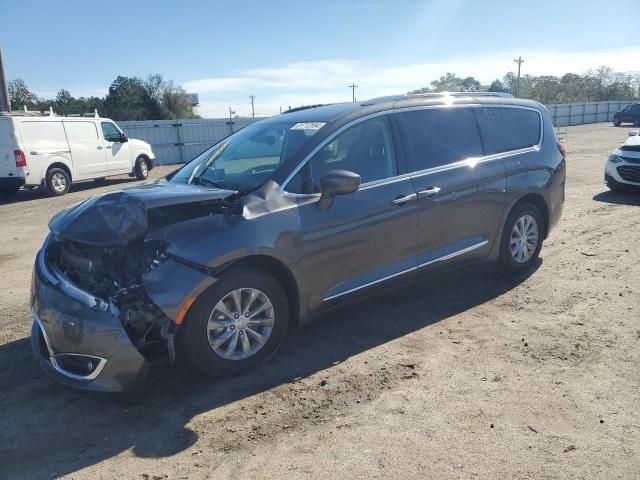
191 176 225 189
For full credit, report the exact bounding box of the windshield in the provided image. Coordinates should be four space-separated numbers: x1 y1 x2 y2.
169 121 325 192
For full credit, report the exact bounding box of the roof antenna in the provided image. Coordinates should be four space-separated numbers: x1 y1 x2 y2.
24 105 28 112
94 108 99 118
49 106 54 116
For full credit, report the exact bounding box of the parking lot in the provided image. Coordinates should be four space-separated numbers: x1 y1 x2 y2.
0 122 639 479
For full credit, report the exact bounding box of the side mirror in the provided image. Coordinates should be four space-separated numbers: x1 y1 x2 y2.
318 169 360 211
629 130 639 137
120 133 128 142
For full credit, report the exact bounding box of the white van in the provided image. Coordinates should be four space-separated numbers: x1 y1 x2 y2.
0 113 155 197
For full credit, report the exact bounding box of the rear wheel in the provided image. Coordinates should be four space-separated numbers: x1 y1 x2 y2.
613 118 621 127
499 204 544 273
178 267 289 377
634 118 640 127
134 157 149 180
45 168 70 196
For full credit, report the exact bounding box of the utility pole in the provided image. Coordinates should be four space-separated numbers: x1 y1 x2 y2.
249 94 255 118
0 45 11 112
513 56 524 97
347 83 358 102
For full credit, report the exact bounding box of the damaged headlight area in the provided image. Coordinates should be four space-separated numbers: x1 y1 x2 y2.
46 237 176 362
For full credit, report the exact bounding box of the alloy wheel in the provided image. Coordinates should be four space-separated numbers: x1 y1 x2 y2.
509 214 539 263
206 288 274 360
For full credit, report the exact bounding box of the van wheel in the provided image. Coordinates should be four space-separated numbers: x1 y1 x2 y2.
499 203 544 273
634 118 640 127
134 157 149 180
613 118 621 127
46 168 70 196
178 267 289 378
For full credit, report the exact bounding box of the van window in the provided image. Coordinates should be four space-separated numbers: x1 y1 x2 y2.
401 108 484 171
286 116 397 194
101 122 121 142
475 107 541 154
64 122 99 142
19 121 66 143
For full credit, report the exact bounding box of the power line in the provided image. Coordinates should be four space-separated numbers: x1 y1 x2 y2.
347 83 358 102
249 94 255 118
513 56 524 97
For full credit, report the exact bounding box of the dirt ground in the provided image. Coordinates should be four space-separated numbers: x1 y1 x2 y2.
0 123 639 480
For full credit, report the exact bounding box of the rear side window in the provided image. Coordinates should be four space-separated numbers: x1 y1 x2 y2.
401 108 484 172
19 121 66 143
64 122 99 142
475 107 541 154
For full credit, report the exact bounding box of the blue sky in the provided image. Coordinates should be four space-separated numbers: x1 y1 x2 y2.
2 0 639 117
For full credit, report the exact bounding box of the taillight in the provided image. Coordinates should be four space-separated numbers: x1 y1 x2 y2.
14 150 27 168
557 143 567 160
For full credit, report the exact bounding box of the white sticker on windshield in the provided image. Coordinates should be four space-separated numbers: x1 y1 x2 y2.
291 122 325 130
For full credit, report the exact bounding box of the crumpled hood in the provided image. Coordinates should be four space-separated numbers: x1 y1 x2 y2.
49 181 238 247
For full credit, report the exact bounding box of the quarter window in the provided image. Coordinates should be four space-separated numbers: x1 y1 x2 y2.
401 108 484 171
475 107 541 154
286 116 397 194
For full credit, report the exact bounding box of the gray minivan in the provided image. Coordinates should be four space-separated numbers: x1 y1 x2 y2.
31 93 565 393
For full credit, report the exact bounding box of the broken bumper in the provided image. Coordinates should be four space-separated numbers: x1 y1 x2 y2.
31 244 149 393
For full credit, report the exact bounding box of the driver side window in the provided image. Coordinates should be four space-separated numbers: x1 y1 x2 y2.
286 116 397 194
101 122 121 142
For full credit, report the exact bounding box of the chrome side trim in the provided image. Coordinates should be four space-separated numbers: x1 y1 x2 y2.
32 308 107 382
418 240 489 269
323 239 490 302
279 104 544 194
323 265 417 302
30 149 71 156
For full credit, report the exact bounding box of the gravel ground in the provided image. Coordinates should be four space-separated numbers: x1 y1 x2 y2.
0 123 639 480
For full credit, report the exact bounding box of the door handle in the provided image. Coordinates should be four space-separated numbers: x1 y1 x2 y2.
105 145 112 150
390 193 417 206
96 146 103 150
418 186 441 198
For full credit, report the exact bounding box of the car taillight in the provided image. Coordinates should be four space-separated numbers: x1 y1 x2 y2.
557 143 567 160
14 150 27 168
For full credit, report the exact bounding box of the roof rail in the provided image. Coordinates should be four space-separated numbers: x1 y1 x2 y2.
406 91 513 99
282 104 330 114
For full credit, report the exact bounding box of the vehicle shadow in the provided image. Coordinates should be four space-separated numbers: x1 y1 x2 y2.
0 261 540 479
0 177 137 205
592 190 640 206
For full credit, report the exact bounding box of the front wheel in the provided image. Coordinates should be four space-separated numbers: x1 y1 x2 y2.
134 157 149 180
499 204 544 273
634 118 640 128
613 118 621 127
178 267 289 377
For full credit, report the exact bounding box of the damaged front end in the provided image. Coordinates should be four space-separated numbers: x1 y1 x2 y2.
31 182 240 391
47 237 177 363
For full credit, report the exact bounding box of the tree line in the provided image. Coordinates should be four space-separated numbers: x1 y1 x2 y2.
7 74 198 120
409 66 640 104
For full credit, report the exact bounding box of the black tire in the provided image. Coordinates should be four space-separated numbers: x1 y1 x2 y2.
613 118 621 127
634 118 640 128
177 267 289 378
134 157 149 180
45 167 70 196
499 203 544 274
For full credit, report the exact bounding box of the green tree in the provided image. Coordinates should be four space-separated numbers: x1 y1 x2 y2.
103 76 160 121
8 79 39 110
488 79 509 93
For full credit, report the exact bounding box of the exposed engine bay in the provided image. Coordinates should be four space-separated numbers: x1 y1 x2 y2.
46 237 176 363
